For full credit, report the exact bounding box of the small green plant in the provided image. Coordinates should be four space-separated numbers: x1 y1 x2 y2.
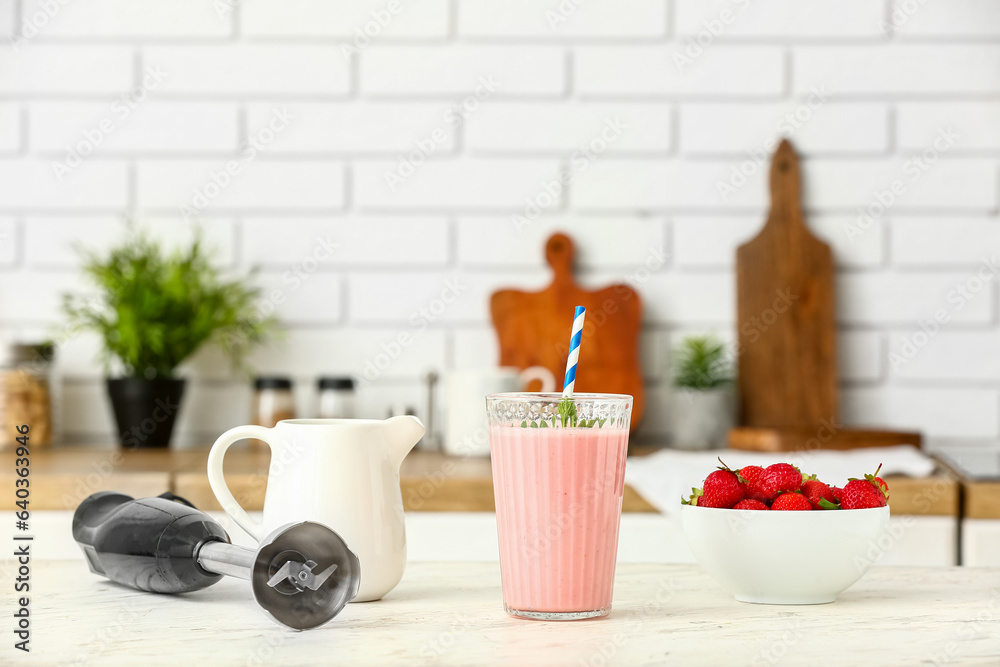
62 231 276 379
672 335 732 390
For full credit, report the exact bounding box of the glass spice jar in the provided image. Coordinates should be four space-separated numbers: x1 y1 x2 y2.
252 376 296 429
317 377 356 419
0 343 53 449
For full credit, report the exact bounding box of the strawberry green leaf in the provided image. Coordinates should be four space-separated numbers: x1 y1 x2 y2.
681 487 704 506
717 457 738 474
818 498 841 510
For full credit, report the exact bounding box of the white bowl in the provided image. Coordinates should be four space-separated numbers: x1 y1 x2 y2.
681 504 890 605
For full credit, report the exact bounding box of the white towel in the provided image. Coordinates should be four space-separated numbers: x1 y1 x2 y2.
625 445 936 515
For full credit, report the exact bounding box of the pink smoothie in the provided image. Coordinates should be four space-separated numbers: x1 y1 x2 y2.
490 425 629 616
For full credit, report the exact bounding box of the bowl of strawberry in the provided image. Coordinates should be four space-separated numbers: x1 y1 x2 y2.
680 460 890 605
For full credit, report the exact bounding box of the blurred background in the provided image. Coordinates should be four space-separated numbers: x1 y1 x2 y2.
1 0 998 454
4 0 1000 569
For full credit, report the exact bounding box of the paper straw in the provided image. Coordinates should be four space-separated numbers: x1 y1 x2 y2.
562 305 586 397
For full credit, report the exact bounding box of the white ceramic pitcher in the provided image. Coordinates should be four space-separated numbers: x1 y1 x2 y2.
207 416 425 602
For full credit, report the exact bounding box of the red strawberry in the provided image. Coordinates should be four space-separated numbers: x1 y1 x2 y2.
866 463 890 500
771 492 812 511
738 465 764 486
840 466 889 510
757 463 803 501
737 465 769 502
801 479 837 510
695 469 745 508
840 480 885 509
733 499 769 510
831 486 844 503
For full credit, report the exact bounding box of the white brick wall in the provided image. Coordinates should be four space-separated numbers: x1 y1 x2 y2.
576 46 785 96
891 0 1000 37
465 103 672 153
0 46 133 94
136 160 345 210
143 46 351 95
361 46 565 96
30 102 240 154
0 104 21 153
794 46 1000 95
242 0 450 38
897 103 1000 152
675 0 885 38
679 103 889 154
20 0 228 38
458 0 668 38
3 0 1000 453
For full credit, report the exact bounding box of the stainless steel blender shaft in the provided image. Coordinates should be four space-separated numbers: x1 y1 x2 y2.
197 541 256 581
199 521 361 631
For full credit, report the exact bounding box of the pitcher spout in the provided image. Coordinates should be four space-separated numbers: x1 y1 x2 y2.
382 415 425 467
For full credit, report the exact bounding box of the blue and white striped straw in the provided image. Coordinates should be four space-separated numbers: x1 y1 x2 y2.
562 305 586 397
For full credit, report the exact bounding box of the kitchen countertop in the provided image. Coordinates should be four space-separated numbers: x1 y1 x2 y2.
7 560 999 665
0 447 960 515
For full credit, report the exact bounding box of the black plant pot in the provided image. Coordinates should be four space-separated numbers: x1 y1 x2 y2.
106 378 186 449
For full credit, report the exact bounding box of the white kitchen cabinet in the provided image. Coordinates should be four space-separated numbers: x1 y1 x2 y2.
962 519 1000 566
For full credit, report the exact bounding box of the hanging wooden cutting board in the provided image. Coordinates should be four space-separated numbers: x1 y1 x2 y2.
732 139 921 451
490 233 644 430
736 139 838 429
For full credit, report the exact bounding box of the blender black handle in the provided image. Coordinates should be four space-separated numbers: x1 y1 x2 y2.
71 491 136 553
72 492 229 594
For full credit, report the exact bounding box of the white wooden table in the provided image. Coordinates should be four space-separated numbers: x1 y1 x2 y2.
4 561 1000 666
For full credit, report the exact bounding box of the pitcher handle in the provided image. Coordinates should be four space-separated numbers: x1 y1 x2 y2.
207 425 272 542
520 366 556 393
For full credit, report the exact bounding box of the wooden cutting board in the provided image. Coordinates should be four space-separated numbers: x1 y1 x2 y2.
736 139 838 429
732 139 922 452
728 427 922 452
490 233 644 430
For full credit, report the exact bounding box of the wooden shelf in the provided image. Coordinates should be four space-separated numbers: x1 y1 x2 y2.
0 446 959 515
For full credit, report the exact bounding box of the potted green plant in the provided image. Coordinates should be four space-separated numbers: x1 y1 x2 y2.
63 232 275 448
672 335 734 450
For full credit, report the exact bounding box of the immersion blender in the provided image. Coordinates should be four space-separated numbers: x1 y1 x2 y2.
72 491 361 630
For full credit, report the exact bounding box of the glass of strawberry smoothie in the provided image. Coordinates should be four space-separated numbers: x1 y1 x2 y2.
486 392 633 620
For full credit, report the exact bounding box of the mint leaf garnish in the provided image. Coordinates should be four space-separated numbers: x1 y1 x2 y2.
558 397 577 427
514 399 607 428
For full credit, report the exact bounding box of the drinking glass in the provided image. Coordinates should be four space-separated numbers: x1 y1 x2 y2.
486 392 633 620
